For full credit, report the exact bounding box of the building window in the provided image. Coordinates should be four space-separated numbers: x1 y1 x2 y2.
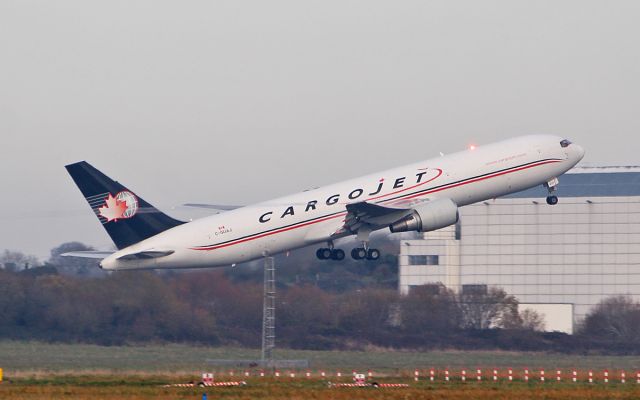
408 255 427 265
408 255 439 265
409 284 443 295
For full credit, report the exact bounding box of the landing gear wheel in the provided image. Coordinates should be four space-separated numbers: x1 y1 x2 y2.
546 195 558 205
316 248 332 260
351 248 367 260
330 249 345 260
366 249 381 260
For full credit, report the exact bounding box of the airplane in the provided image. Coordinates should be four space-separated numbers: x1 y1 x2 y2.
63 134 584 270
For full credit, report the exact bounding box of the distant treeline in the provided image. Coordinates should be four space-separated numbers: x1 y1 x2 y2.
1 264 639 354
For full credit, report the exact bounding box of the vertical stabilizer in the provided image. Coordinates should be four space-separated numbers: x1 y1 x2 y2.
65 161 184 249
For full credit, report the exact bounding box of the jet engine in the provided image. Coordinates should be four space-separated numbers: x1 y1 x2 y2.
389 198 459 233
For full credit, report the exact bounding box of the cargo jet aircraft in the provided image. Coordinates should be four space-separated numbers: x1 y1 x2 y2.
64 135 584 270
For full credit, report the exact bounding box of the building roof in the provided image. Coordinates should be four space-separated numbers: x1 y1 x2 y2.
505 166 640 198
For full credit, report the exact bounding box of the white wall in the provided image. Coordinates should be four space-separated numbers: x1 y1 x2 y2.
519 303 574 334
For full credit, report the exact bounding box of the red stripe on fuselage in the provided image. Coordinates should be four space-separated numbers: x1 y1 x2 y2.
194 213 348 251
366 168 443 202
190 159 561 251
389 159 561 204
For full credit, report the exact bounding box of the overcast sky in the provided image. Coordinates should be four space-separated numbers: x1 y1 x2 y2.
1 1 639 259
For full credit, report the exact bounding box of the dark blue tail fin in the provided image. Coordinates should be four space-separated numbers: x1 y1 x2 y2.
65 161 184 250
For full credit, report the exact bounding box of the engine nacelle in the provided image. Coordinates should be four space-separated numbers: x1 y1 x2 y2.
389 198 459 233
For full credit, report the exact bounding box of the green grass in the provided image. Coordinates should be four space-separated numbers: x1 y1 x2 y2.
3 342 639 400
2 375 640 400
1 341 639 375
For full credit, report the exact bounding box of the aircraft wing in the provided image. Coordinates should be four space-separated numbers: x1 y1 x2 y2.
344 201 415 232
61 251 115 259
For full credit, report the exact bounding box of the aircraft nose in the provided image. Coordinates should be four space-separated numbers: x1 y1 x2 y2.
574 144 585 161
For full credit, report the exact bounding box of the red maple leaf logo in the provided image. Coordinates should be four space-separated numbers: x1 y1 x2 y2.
98 194 128 222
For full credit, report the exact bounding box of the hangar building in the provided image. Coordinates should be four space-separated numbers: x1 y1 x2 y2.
398 166 640 333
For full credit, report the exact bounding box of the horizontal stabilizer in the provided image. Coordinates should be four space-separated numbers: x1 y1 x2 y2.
117 250 175 260
182 203 242 211
61 251 115 259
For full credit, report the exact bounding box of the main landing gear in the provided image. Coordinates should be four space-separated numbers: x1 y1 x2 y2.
350 225 380 261
316 246 380 261
316 240 381 262
316 247 345 260
351 247 380 261
544 177 559 206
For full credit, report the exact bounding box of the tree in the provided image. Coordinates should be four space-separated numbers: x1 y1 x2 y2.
0 250 39 271
0 271 26 328
48 242 101 276
170 270 261 345
519 308 546 331
278 285 336 348
458 287 521 330
335 288 399 334
400 285 460 334
579 296 640 342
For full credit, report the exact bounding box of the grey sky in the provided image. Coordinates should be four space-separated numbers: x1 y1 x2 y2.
1 1 639 259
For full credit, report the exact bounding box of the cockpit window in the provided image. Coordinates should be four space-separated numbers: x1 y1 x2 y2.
560 139 572 148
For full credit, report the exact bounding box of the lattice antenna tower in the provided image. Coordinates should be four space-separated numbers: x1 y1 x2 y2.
261 256 276 365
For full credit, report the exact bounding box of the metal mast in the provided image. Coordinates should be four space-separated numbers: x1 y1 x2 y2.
261 256 276 365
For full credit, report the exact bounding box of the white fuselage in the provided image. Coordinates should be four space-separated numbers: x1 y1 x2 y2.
101 135 584 270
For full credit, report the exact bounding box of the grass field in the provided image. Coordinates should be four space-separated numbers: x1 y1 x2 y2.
2 375 640 400
2 341 640 399
2 341 639 374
